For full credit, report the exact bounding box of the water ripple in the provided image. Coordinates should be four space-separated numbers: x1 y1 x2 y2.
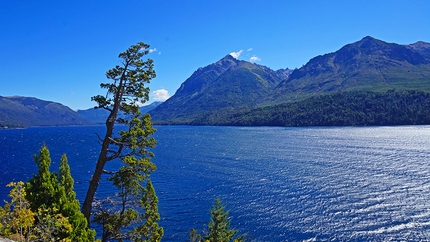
2 126 430 241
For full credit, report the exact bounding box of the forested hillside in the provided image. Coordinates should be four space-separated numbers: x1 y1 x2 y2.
190 90 430 126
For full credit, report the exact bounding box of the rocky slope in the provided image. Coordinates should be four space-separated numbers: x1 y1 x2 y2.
149 54 291 123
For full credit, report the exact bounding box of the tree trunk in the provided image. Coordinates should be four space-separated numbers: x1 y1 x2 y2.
81 116 115 224
82 83 126 224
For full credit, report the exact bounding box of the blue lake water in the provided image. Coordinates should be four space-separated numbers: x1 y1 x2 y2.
1 125 430 241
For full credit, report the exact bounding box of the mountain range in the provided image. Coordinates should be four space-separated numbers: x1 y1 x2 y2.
270 36 430 103
0 97 161 128
76 101 162 124
149 36 430 124
0 96 91 128
2 36 430 127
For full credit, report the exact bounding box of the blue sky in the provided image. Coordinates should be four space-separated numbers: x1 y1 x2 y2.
1 1 430 110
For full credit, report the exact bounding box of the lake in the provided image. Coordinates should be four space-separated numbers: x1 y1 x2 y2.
1 125 430 241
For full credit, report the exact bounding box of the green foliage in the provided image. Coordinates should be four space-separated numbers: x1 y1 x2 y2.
130 181 164 242
187 228 202 242
193 90 430 126
59 154 76 201
57 155 96 242
190 199 245 242
0 151 85 242
93 113 163 242
26 146 58 212
24 145 95 242
205 199 244 242
91 42 156 115
0 206 6 235
29 207 73 242
0 181 35 240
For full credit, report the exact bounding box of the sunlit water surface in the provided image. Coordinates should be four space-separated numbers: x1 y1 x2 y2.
1 125 430 241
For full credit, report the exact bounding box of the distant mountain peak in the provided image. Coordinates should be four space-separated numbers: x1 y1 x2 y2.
361 35 375 40
225 53 238 60
407 41 430 60
410 41 430 47
356 36 383 47
357 35 377 43
216 54 240 66
173 54 240 98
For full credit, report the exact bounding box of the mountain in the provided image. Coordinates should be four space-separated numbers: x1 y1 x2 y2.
0 96 91 128
77 101 162 124
149 36 430 125
407 41 430 59
149 54 291 123
76 107 110 125
0 96 162 128
271 36 430 103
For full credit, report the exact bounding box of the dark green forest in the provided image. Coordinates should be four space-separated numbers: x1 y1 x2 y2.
191 90 430 126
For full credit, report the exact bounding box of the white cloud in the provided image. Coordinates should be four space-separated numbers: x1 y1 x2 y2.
250 55 261 62
149 48 157 53
229 50 243 59
247 48 253 52
152 89 171 101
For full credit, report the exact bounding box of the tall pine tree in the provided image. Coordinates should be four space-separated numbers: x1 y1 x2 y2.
26 145 57 211
56 154 95 241
26 145 95 241
189 199 245 242
82 42 157 223
205 199 244 242
82 42 163 241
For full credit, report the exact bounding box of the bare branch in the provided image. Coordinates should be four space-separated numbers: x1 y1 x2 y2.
106 145 123 161
102 169 117 175
108 137 127 146
95 133 104 142
103 106 113 112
